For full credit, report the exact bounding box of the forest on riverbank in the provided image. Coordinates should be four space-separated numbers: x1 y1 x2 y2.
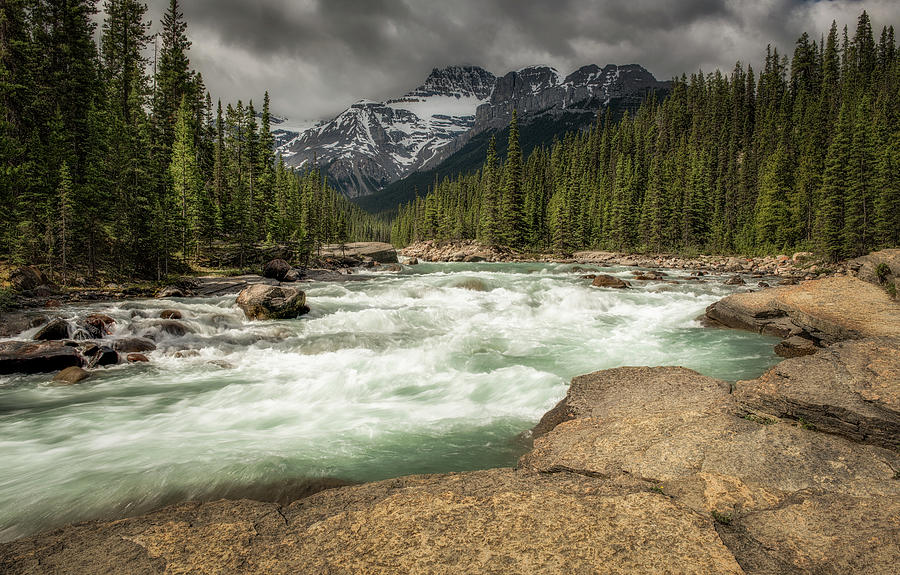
391 12 899 261
0 0 389 282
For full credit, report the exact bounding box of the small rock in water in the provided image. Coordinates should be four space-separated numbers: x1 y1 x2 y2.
86 346 118 368
406 258 419 265
208 360 235 369
160 309 183 320
724 275 745 286
53 366 91 385
174 350 201 359
592 275 630 289
155 320 189 337
33 318 71 341
113 337 157 353
80 314 116 339
455 278 488 292
126 353 150 363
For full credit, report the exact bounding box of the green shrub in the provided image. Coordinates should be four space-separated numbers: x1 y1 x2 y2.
711 510 733 525
875 263 891 284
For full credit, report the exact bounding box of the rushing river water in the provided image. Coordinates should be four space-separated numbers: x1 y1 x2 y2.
0 262 781 540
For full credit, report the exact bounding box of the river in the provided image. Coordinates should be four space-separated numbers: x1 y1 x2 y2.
0 262 781 540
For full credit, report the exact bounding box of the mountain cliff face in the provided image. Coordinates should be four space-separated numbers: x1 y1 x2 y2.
473 64 664 132
283 66 496 198
281 64 667 198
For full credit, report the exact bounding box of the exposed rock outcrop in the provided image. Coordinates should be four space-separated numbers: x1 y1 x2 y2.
735 339 899 450
235 285 309 321
318 242 398 264
705 276 900 344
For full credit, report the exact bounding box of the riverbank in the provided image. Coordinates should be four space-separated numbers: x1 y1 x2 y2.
399 239 880 280
1 255 898 573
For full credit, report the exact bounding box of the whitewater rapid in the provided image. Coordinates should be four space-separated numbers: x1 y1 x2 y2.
0 262 780 540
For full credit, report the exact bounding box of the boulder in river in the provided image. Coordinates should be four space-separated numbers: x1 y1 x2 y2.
157 320 189 338
160 310 183 320
591 274 630 289
83 345 118 368
79 314 115 339
282 269 302 282
33 318 71 341
263 259 292 281
126 353 149 363
53 366 91 385
112 337 156 353
0 341 81 374
235 285 309 321
724 274 745 285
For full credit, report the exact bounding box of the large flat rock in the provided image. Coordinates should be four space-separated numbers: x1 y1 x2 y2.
706 276 900 343
0 470 743 575
521 367 900 574
734 339 900 450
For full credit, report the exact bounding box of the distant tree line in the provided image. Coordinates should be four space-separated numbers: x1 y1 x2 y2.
0 0 387 281
391 12 899 261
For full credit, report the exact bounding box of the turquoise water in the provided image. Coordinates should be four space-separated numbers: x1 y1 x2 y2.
0 262 780 540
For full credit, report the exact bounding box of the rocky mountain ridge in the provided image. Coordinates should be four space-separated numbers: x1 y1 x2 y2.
280 63 668 198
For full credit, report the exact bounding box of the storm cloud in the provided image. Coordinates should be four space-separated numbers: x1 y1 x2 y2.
135 0 899 120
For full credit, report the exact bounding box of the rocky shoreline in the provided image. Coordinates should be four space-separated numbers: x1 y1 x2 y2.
1 248 898 574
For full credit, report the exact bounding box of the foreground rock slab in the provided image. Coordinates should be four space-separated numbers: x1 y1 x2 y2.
706 276 900 343
0 470 744 575
735 339 900 450
521 367 900 574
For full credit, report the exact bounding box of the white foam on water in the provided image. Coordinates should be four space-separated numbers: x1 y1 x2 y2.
0 262 780 540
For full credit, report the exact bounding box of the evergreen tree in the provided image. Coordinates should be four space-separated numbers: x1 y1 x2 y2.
168 95 201 260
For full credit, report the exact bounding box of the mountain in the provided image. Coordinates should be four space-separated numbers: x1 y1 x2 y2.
282 66 496 198
280 64 669 199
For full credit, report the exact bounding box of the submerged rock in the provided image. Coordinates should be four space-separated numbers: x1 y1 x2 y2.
235 285 309 321
591 274 630 289
52 366 91 385
33 318 71 341
0 341 81 374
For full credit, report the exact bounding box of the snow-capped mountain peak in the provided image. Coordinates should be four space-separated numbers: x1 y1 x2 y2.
278 63 667 198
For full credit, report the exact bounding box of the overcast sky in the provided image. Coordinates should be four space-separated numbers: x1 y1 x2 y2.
135 0 898 121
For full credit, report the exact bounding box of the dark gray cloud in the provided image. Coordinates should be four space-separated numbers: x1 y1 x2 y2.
135 0 898 120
